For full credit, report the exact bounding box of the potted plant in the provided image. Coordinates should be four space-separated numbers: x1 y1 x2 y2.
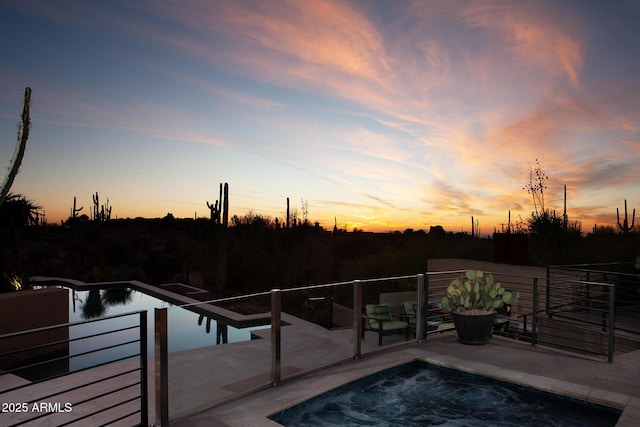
441 269 519 345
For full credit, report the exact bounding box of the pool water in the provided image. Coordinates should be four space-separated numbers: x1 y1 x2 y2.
269 361 621 427
60 287 268 371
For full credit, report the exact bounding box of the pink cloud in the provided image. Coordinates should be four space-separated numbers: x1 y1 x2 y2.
459 2 584 88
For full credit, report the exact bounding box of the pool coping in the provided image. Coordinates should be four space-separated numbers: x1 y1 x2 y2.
417 355 634 419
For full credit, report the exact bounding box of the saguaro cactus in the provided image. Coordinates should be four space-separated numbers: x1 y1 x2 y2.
103 197 112 221
286 197 290 228
222 182 229 227
71 196 83 219
92 192 112 222
92 192 100 221
563 185 568 231
216 182 229 291
0 87 31 210
617 199 636 234
206 200 219 223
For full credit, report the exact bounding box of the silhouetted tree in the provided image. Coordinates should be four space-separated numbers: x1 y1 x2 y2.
523 159 548 218
0 193 40 229
522 161 579 264
81 289 106 319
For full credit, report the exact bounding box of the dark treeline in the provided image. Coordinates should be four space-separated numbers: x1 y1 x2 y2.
1 214 638 295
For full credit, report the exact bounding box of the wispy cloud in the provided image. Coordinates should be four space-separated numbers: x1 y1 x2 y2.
622 139 640 153
3 0 639 229
30 84 230 148
167 72 284 111
131 1 392 90
459 1 584 88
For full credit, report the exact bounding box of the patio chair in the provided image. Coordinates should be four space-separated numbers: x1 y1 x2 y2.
402 301 446 338
364 304 410 346
493 303 512 336
400 301 418 327
426 302 445 330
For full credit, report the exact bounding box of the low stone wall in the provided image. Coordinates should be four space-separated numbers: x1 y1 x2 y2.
0 288 69 373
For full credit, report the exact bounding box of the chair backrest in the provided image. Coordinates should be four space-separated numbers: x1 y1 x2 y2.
402 301 417 316
366 304 392 321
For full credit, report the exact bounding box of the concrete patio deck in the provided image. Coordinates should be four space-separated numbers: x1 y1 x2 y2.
176 332 640 427
2 311 639 426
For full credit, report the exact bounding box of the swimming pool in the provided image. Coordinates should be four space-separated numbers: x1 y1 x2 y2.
50 286 268 371
269 361 621 426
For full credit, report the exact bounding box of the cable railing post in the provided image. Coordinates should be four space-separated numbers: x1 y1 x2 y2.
353 280 362 359
545 266 551 315
270 288 282 386
416 274 424 342
531 277 538 346
139 311 148 427
154 308 169 426
608 284 615 363
327 294 333 329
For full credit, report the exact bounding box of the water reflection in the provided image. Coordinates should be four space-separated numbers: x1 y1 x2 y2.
197 314 229 344
79 288 133 319
58 285 265 364
81 289 106 319
102 288 133 306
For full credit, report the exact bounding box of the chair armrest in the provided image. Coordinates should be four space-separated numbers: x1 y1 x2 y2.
398 313 412 322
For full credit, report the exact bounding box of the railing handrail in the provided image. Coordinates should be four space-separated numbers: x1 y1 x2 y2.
177 290 272 309
547 278 616 288
550 261 636 268
180 275 420 307
31 270 552 313
549 262 637 275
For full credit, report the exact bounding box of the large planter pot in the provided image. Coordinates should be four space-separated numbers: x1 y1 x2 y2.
450 311 496 345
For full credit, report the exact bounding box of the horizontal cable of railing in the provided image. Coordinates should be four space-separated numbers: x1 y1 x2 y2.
0 310 145 340
0 323 140 359
0 310 147 427
546 267 618 361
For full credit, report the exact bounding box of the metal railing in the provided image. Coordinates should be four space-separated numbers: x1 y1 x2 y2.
0 311 148 427
425 269 620 362
156 270 624 424
546 263 640 361
548 263 640 336
158 274 425 424
9 268 629 425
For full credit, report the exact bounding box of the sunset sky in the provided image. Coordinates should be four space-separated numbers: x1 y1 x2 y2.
1 1 639 233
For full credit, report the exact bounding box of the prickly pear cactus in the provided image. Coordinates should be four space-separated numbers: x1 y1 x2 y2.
442 269 519 314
